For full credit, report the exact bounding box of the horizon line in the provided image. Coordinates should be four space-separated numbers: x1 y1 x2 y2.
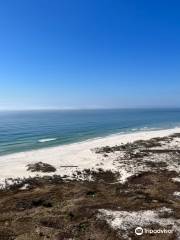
0 107 180 111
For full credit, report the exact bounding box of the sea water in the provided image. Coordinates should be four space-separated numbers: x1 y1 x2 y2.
0 109 180 155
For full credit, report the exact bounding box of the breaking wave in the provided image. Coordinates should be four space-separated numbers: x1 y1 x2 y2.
38 138 57 143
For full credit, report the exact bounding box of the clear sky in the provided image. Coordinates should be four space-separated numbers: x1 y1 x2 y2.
0 0 180 110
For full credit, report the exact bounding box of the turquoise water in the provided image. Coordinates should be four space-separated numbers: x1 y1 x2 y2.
0 109 180 156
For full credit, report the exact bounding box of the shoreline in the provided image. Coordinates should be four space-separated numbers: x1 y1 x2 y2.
0 126 167 157
1 126 180 156
0 127 180 184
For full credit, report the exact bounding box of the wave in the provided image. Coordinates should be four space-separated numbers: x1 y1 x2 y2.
131 126 162 132
38 138 57 143
140 127 161 131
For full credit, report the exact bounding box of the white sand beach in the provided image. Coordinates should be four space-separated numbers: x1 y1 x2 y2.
0 127 180 187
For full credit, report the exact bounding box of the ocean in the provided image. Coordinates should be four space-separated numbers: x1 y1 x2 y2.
0 109 180 156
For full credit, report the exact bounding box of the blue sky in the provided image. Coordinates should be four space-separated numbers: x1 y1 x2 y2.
0 0 180 109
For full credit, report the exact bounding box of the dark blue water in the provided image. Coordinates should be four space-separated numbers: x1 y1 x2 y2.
0 109 180 156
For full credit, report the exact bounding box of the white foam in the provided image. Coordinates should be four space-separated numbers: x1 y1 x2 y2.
38 138 57 143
